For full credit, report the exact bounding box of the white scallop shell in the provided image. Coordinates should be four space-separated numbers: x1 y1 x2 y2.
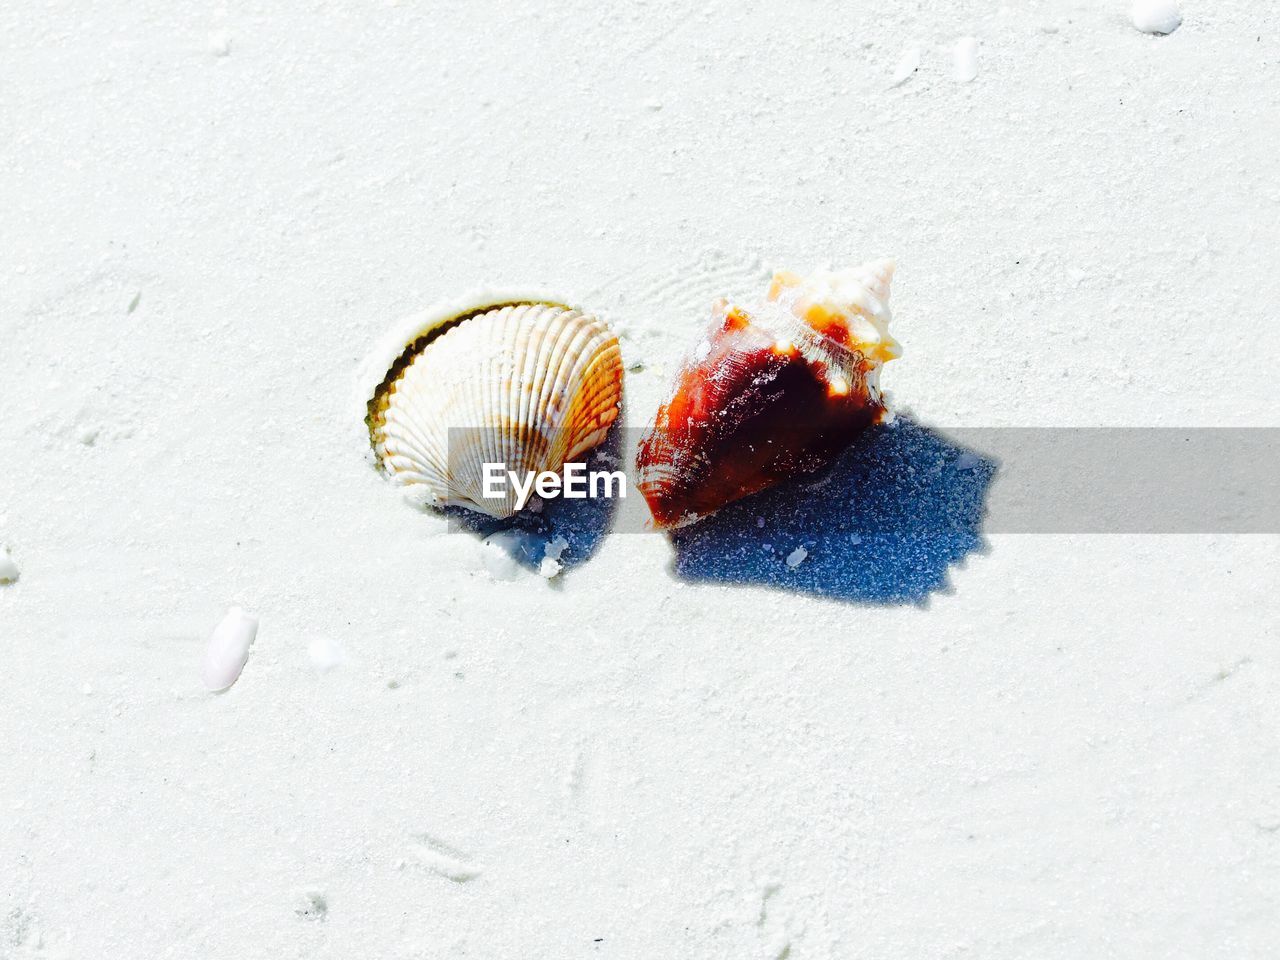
363 293 622 518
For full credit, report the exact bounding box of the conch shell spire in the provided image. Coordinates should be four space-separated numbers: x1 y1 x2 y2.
767 259 901 364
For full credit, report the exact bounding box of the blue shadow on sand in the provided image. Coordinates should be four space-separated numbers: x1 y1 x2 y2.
667 417 997 605
444 423 624 574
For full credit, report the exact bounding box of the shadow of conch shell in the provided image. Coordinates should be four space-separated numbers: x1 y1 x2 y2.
667 417 997 605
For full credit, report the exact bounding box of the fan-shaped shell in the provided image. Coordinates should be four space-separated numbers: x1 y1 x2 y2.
363 294 622 518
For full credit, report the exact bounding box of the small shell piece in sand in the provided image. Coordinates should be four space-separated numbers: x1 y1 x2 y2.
201 607 259 692
538 535 570 579
953 37 979 82
0 549 19 584
308 636 346 673
207 31 232 56
890 47 921 87
480 530 527 581
1130 0 1181 35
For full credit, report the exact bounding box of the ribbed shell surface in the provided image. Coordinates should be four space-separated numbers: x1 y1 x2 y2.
369 303 622 518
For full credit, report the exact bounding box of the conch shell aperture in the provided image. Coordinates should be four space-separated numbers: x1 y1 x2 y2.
635 260 901 529
362 292 623 519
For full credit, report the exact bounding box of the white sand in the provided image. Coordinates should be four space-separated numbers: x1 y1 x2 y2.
2 2 1279 957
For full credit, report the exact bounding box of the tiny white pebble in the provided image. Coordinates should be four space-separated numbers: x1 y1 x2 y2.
538 556 563 579
849 533 862 545
953 37 979 82
954 452 983 471
756 516 765 528
1130 0 1181 35
82 683 94 696
207 31 232 56
890 47 921 87
643 98 663 112
308 636 346 673
785 546 808 569
480 533 523 581
0 549 19 584
295 889 327 921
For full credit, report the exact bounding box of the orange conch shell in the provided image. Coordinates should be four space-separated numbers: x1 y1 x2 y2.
635 260 901 529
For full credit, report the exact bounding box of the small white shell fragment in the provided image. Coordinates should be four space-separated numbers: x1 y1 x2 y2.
207 31 232 56
0 549 19 584
785 546 808 569
1130 0 1181 35
953 37 979 82
890 47 921 87
480 531 525 581
308 636 346 673
538 536 568 578
200 607 259 693
409 834 481 883
544 535 569 562
295 889 328 921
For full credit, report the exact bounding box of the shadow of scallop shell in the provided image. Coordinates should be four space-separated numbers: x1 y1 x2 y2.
360 292 623 519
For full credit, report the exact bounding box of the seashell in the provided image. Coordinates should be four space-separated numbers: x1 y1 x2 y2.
952 37 979 83
361 292 623 519
635 260 901 529
1130 0 1181 35
0 547 19 584
308 636 346 673
890 47 921 87
201 606 259 693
